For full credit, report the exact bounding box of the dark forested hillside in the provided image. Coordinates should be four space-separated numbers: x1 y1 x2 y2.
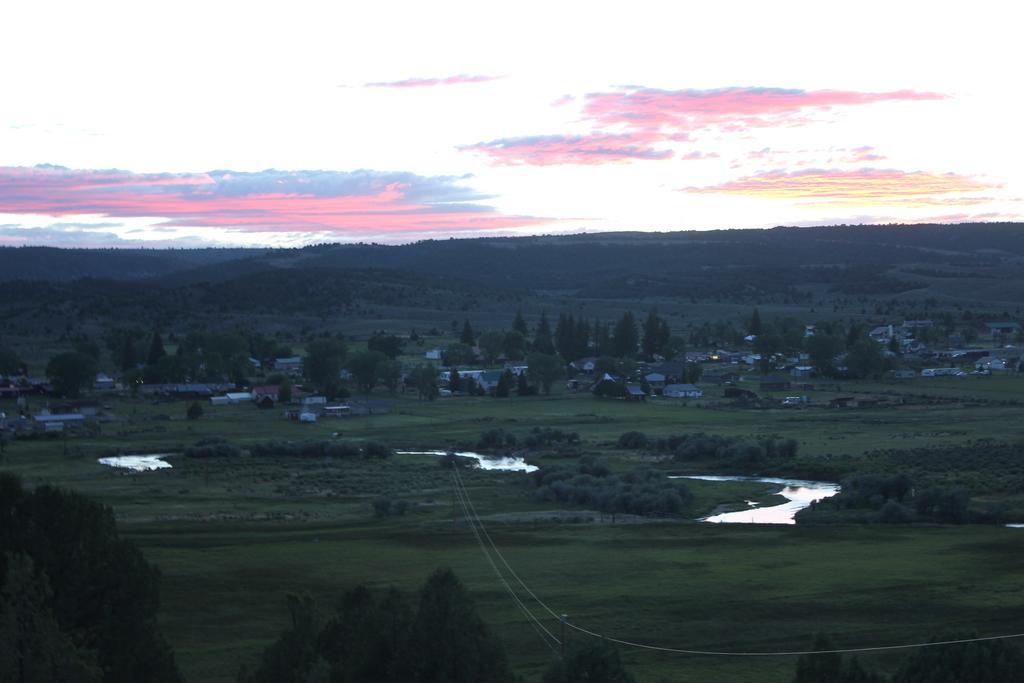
2 224 1023 338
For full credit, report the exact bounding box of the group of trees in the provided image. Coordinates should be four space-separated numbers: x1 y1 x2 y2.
0 473 181 681
530 457 692 519
800 472 975 525
245 567 639 683
242 568 514 683
182 437 393 460
477 427 580 452
792 632 1024 682
609 431 800 468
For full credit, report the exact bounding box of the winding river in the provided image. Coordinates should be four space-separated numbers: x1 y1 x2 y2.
99 449 835 525
673 475 840 525
399 451 835 524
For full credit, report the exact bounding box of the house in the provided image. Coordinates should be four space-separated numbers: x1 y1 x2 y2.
226 392 252 404
249 385 278 401
975 357 1012 372
759 376 792 392
644 372 666 390
987 322 1022 340
653 361 687 382
425 348 444 361
274 356 304 375
624 384 647 401
255 394 276 409
322 405 351 417
790 366 814 378
571 357 597 373
869 325 896 343
295 396 326 414
701 372 738 385
477 370 505 393
94 373 116 391
345 399 392 416
663 383 703 399
32 412 86 431
504 364 529 377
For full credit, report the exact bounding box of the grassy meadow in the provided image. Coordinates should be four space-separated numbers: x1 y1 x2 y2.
2 373 1023 681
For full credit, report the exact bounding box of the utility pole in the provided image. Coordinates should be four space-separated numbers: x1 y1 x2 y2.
560 614 568 657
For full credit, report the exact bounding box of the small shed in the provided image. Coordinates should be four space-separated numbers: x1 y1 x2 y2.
624 384 647 401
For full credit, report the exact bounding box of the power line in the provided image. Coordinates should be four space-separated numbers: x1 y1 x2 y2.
452 473 561 655
452 466 1024 657
450 472 561 656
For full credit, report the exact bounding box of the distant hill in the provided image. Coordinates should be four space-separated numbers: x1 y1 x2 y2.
2 224 1023 336
4 223 1023 288
0 246 259 282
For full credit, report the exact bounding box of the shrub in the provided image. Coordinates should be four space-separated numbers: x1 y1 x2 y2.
616 431 649 449
362 441 393 459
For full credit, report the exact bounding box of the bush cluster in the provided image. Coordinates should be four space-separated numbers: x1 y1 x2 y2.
184 438 392 460
530 456 691 519
371 496 410 517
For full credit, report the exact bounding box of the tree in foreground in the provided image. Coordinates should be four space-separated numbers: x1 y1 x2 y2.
243 568 512 683
892 635 1024 683
0 473 182 682
543 641 636 683
398 568 513 683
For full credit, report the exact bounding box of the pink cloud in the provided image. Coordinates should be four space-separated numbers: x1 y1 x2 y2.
684 168 997 207
582 87 946 135
0 165 548 235
461 133 673 165
680 150 720 161
365 74 501 88
841 145 886 163
464 86 944 167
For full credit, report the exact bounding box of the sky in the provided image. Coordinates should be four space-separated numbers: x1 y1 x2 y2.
1 0 1021 248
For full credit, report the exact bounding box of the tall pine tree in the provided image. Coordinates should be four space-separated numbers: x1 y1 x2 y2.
611 312 638 358
512 308 529 336
146 331 166 366
460 320 475 346
532 311 555 355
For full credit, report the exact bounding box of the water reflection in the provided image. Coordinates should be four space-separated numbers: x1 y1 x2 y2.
397 450 538 473
672 475 839 525
98 454 174 471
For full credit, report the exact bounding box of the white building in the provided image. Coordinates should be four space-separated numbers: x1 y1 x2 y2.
663 383 703 398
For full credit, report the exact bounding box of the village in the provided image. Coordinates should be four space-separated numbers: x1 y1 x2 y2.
1 314 1020 441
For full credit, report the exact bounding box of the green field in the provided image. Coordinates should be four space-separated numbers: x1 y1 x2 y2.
2 375 1024 681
